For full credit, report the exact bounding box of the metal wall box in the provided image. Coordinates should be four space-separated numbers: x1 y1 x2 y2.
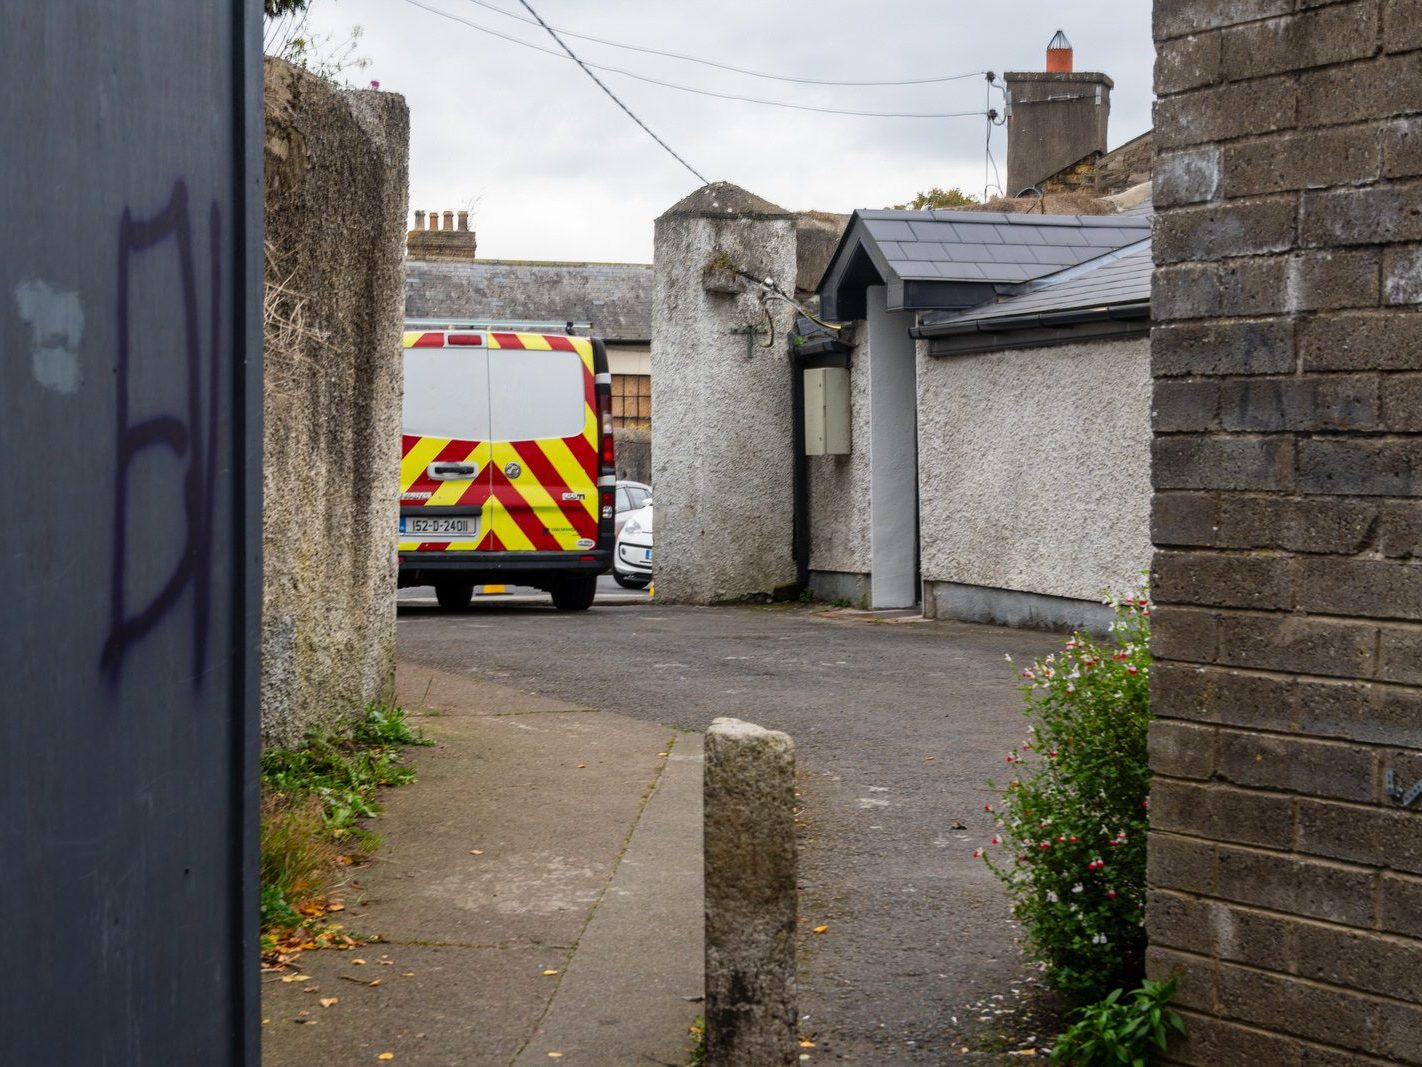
804 366 851 455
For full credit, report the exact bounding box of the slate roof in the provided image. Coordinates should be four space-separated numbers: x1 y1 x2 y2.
818 208 1152 320
928 237 1153 327
405 259 653 343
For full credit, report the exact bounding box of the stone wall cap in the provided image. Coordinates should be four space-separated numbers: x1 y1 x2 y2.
658 182 794 222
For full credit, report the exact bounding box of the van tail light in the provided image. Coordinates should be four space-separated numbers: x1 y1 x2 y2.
597 390 615 467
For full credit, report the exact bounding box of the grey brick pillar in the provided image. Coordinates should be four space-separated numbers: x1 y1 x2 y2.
1148 2 1422 1062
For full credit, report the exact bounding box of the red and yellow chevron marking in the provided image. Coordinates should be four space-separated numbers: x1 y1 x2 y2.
399 331 600 555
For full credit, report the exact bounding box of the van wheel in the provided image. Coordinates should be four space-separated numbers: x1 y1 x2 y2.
435 580 475 610
550 575 597 611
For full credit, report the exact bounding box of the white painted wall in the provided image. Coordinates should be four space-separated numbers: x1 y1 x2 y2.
866 287 919 608
915 335 1152 603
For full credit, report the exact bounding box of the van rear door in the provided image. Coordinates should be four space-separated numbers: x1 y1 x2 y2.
399 331 492 552
485 332 599 552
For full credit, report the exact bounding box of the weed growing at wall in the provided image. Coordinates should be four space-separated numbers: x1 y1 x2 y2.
1051 978 1184 1066
979 590 1152 1004
260 703 432 934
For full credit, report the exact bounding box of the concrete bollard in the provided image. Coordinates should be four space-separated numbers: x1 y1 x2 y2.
703 717 798 1067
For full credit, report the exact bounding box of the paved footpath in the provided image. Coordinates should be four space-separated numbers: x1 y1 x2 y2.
262 662 704 1067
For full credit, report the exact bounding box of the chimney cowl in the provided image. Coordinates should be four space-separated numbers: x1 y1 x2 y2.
1046 29 1073 73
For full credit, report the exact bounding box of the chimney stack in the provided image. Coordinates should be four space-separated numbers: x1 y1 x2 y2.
406 208 477 261
1003 32 1112 197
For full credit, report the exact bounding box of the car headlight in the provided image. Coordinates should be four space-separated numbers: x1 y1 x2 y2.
625 517 643 535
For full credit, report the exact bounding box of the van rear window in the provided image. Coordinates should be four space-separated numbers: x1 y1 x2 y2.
489 350 586 442
403 348 492 440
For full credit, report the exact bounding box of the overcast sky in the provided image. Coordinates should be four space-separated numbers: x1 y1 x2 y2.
290 0 1154 263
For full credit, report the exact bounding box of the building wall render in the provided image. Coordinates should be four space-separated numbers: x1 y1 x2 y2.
915 335 1152 607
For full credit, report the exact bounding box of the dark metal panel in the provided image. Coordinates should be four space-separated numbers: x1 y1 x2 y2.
0 2 262 1062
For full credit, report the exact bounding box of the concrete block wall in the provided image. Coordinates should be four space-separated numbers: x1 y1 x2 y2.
1148 3 1422 1062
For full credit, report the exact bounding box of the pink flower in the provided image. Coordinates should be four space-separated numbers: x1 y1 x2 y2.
984 804 993 812
991 836 1001 845
1106 890 1118 899
973 849 983 858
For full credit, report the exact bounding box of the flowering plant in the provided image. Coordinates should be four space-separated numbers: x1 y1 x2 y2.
979 589 1152 1003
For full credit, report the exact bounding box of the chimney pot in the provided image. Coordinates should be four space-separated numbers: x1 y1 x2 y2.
414 210 425 229
457 210 469 232
443 210 454 231
1046 29 1073 73
428 210 438 230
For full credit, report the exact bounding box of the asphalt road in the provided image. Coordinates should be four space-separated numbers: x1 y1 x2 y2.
396 597 1065 1062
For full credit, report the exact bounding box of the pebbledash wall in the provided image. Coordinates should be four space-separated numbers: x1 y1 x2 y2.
1147 2 1422 1063
262 59 408 745
652 184 801 603
918 336 1152 628
806 332 1152 622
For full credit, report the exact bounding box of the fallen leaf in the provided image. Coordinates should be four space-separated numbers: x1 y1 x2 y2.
261 1019 270 1026
799 1038 816 1048
401 972 416 977
352 959 367 966
547 1054 563 1060
303 985 319 993
468 849 484 856
327 902 345 913
542 969 559 976
370 979 382 987
925 756 936 761
576 763 587 769
319 998 338 1008
378 1054 395 1061
812 925 829 934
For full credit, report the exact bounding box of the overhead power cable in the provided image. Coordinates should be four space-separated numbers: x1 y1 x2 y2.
512 0 708 184
400 0 987 119
460 0 986 88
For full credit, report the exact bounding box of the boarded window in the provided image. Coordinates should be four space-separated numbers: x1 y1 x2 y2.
612 373 652 429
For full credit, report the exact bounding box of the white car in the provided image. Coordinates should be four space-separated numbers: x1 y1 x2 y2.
613 500 652 589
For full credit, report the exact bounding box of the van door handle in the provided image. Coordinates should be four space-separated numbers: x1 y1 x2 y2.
429 462 478 480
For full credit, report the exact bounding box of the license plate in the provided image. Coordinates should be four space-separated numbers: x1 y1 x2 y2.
401 516 476 536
